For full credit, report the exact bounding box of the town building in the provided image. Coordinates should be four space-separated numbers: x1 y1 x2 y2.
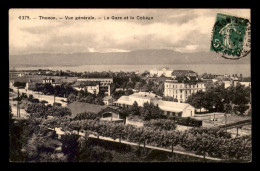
239 81 251 87
77 78 114 95
239 77 251 87
150 67 173 77
25 79 42 91
52 79 63 87
103 96 115 105
42 77 55 84
113 92 195 117
164 80 206 103
77 78 113 86
71 81 100 95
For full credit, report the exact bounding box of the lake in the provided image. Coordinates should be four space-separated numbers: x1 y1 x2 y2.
13 64 251 77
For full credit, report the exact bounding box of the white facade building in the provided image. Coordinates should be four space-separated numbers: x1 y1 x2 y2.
77 78 113 87
114 92 195 117
164 80 206 103
72 81 100 95
150 67 173 77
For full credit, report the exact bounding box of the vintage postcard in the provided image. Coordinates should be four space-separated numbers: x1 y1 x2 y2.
9 9 251 162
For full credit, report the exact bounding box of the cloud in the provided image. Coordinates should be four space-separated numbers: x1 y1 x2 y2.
174 45 199 53
9 9 250 55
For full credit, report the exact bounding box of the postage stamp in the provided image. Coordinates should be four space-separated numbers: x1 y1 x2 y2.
210 13 251 60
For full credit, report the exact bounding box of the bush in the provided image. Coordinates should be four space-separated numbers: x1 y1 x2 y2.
73 112 98 120
31 98 40 103
53 102 62 107
13 82 26 88
171 117 202 127
144 119 176 131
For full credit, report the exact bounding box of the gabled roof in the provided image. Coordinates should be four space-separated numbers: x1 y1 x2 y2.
114 94 194 113
114 96 133 105
130 92 162 100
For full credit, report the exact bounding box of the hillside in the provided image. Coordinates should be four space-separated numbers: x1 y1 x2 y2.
9 49 250 67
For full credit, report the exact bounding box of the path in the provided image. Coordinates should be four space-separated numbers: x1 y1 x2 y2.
11 86 67 107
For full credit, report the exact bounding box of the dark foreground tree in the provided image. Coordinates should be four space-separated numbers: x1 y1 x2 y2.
61 133 81 162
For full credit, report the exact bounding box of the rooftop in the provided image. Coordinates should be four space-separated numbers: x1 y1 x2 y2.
71 81 99 87
114 94 194 113
130 92 162 100
78 77 113 80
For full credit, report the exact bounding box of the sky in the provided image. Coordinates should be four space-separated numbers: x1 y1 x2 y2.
9 9 250 55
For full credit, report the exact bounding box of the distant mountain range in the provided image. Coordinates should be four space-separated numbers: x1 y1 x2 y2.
9 49 250 67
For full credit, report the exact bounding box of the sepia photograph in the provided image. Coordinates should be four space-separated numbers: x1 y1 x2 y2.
9 8 251 162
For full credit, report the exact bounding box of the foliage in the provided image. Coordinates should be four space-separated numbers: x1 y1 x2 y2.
76 89 105 105
35 83 77 98
173 117 202 127
162 96 178 102
26 103 71 118
187 83 251 115
130 101 140 115
140 102 165 120
9 116 28 162
61 133 81 162
73 112 98 121
144 119 176 131
13 82 26 88
59 119 251 160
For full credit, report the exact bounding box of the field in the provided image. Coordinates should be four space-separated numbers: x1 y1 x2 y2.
195 113 251 127
194 113 251 137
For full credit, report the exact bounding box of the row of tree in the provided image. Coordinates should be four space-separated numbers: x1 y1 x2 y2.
58 118 251 160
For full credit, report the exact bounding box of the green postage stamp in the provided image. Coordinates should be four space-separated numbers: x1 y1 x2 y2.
211 13 251 59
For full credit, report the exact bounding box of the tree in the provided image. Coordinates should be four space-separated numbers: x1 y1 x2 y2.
13 82 26 88
134 82 143 91
224 103 232 114
140 102 163 120
236 105 248 115
131 101 140 115
223 84 250 115
187 90 205 113
69 121 83 135
42 117 58 131
61 133 81 162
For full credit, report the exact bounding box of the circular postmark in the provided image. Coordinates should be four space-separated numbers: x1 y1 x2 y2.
210 13 251 60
